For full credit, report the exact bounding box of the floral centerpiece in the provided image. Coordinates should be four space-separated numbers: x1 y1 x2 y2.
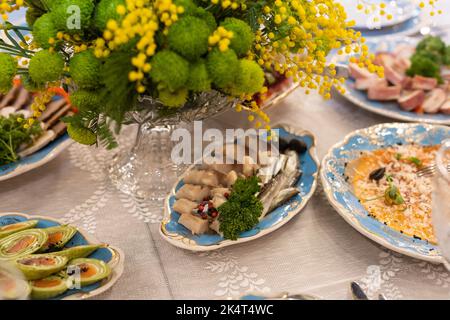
0 0 389 150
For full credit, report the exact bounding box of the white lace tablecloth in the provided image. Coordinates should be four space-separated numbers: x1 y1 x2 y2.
2 4 450 300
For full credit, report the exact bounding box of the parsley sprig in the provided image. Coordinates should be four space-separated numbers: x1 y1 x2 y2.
0 114 42 166
217 176 263 240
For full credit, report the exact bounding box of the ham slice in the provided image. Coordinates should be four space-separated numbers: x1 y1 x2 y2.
383 64 404 86
368 85 401 101
348 63 373 79
401 77 413 90
422 89 446 114
355 77 387 90
398 90 426 111
411 75 438 91
440 99 450 114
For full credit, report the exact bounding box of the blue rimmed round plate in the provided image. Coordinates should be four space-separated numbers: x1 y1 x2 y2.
334 38 450 125
0 134 72 182
0 212 124 300
160 124 319 251
321 123 450 263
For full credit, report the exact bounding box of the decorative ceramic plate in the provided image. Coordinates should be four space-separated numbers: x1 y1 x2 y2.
334 38 450 125
321 123 450 263
0 134 72 182
338 0 417 30
160 124 319 251
0 212 124 300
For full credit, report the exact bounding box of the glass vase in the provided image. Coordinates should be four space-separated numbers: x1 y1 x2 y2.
108 92 236 204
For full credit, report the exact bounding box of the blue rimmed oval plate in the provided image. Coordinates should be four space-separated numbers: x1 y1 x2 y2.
320 123 450 263
0 212 124 300
334 38 450 125
160 124 320 251
0 134 72 182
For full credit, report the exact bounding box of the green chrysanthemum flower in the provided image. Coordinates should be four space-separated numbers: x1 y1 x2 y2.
227 59 265 96
67 123 97 145
168 16 210 61
51 0 95 32
187 60 211 92
26 7 44 27
174 0 197 15
70 89 102 111
41 0 62 10
94 0 125 31
0 53 17 93
70 50 102 88
32 13 58 49
158 87 188 108
28 50 65 84
150 50 189 91
220 18 254 57
193 7 216 32
206 48 239 89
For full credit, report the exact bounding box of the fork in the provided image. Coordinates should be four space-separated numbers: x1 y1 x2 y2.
416 164 450 178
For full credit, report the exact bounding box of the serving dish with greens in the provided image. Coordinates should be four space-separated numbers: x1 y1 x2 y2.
0 84 71 181
337 36 450 125
160 125 319 251
0 212 124 300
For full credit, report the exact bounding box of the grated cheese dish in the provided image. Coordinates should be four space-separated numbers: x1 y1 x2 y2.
346 144 440 243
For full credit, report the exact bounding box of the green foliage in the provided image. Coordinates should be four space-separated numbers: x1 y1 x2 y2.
0 53 17 93
0 114 42 165
100 51 137 126
150 50 189 91
94 0 125 31
220 18 254 57
218 176 263 240
51 0 95 32
186 59 211 92
70 49 102 88
406 53 442 82
416 36 446 56
67 122 97 145
206 48 239 88
158 87 188 108
168 16 210 61
31 13 58 49
63 110 118 149
28 50 65 84
69 89 102 111
26 7 45 27
227 59 264 96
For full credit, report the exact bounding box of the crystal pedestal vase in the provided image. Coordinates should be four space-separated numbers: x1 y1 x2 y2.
108 92 236 203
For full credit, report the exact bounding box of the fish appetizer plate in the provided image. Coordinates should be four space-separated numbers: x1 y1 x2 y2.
334 38 450 126
160 124 319 251
321 123 450 263
0 84 73 181
0 212 124 300
0 134 72 182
